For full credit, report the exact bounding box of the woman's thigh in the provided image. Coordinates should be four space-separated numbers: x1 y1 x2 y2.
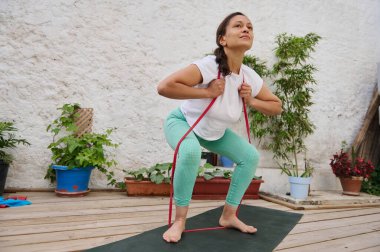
197 128 258 163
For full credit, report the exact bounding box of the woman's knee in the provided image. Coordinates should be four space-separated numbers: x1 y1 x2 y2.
249 147 260 166
238 146 260 168
178 139 201 162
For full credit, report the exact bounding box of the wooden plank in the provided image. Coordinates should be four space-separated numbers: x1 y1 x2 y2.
276 231 380 251
260 193 380 210
1 233 136 252
0 222 164 247
0 204 213 227
289 213 380 234
0 201 226 221
275 221 380 250
299 207 380 223
1 197 182 212
0 200 281 227
353 86 380 148
2 197 279 212
355 245 380 252
0 198 288 222
0 207 214 236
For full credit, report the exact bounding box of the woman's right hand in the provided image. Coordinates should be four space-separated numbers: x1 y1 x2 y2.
207 79 225 98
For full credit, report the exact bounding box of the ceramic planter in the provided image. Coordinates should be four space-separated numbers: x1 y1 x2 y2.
289 176 312 200
52 165 94 197
339 176 363 196
0 160 10 196
125 177 264 200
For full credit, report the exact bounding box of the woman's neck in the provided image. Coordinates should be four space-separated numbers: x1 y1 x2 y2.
225 48 245 74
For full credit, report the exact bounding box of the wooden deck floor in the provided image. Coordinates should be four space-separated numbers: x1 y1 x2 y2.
1 191 380 252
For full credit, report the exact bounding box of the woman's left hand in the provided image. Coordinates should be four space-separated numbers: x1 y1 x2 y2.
239 83 252 103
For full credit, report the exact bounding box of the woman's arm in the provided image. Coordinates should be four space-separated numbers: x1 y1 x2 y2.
247 83 283 116
157 65 225 99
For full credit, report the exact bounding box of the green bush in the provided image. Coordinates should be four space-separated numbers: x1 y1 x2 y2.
45 103 119 187
361 165 380 196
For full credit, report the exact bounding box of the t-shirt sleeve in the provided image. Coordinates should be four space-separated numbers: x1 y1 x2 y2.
246 67 263 97
192 56 218 85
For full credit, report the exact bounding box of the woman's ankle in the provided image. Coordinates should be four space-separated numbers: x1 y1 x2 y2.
221 203 238 217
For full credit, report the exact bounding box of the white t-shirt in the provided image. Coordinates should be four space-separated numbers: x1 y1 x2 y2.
180 55 263 140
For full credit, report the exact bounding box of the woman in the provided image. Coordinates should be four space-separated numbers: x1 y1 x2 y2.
157 12 282 243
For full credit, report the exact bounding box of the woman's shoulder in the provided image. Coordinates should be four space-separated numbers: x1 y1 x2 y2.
241 64 263 93
241 64 261 79
192 55 218 84
193 55 217 66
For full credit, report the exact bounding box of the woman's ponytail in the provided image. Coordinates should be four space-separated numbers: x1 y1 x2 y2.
214 46 229 76
214 12 245 77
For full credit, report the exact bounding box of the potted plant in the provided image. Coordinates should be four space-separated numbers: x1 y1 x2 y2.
45 103 119 196
249 33 321 200
124 162 172 196
0 122 30 195
193 164 263 200
330 142 375 196
124 162 264 199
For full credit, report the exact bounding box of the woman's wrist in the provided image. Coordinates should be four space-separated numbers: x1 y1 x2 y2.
247 96 256 107
203 88 213 98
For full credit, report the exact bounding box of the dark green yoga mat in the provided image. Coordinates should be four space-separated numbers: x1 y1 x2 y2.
87 205 302 252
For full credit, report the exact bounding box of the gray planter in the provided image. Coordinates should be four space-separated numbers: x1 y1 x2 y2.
289 176 311 200
0 160 10 196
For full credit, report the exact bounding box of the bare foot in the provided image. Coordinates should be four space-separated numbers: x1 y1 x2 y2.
162 219 186 243
219 215 257 233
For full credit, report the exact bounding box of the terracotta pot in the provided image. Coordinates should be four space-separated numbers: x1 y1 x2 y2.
124 177 264 200
339 176 363 196
125 178 171 196
193 177 263 200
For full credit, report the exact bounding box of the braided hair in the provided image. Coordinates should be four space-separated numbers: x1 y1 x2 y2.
214 12 246 76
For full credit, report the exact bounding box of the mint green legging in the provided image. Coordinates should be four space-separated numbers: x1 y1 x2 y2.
164 108 260 207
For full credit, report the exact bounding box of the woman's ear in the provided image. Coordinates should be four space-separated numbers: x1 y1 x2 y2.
219 35 226 47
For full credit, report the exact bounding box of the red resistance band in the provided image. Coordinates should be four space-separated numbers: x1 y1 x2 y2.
168 70 252 232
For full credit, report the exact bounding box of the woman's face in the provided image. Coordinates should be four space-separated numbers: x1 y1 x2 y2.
219 15 254 51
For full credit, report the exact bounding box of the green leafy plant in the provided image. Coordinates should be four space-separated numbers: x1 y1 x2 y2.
126 162 262 184
361 165 380 196
197 163 231 180
249 33 321 177
45 103 119 187
280 158 314 177
244 55 272 144
0 122 30 165
125 163 173 184
125 163 219 184
243 54 271 78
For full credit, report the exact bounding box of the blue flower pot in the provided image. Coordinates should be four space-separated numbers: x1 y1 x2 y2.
52 165 94 196
220 156 234 168
289 176 311 200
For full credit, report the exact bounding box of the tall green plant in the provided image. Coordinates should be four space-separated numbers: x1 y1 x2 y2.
244 55 272 144
0 122 30 164
249 33 321 177
272 33 320 177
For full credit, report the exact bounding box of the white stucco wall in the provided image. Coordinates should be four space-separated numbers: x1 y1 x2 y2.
1 0 379 193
